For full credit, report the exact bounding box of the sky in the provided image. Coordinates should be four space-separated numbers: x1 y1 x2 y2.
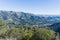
0 0 60 15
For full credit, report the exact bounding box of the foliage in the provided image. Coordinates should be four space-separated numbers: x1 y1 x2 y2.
38 28 55 40
0 19 6 27
0 20 56 40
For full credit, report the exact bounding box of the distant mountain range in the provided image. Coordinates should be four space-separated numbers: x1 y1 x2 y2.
0 11 60 29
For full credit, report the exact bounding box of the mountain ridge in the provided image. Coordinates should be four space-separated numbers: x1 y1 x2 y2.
0 10 60 27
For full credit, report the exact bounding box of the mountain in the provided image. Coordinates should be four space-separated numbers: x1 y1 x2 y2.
0 11 60 27
49 22 60 33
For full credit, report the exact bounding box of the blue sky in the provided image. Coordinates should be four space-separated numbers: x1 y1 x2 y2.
0 0 60 15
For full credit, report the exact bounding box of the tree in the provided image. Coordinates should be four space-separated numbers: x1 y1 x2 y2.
38 28 55 40
21 27 33 40
0 19 5 27
0 19 7 38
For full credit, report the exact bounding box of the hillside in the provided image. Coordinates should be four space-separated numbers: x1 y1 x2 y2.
50 22 60 33
0 11 60 27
